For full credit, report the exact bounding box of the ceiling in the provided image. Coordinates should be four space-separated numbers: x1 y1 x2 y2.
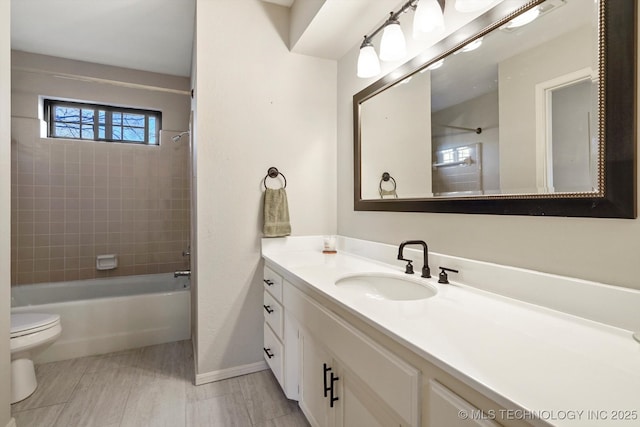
10 0 404 76
11 0 196 77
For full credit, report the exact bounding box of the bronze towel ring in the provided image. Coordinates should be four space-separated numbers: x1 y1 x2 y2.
263 167 287 189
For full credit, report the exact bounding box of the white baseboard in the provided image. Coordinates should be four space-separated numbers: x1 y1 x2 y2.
195 360 268 385
5 417 16 427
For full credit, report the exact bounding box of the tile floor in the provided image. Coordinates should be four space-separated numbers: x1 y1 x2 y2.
11 340 310 427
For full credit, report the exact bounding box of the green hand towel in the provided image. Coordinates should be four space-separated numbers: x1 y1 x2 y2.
263 188 291 237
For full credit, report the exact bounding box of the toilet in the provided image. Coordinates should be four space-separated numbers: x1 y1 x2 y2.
10 313 62 403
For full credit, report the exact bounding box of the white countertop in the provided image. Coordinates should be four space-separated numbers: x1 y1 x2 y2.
262 238 640 427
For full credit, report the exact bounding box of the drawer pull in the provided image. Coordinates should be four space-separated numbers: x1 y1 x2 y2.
263 304 274 314
323 363 332 398
263 279 274 286
330 372 340 408
263 347 274 359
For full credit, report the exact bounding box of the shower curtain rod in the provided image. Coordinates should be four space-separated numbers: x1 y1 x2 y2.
435 123 482 134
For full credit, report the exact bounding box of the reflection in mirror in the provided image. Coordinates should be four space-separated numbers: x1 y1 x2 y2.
358 0 599 200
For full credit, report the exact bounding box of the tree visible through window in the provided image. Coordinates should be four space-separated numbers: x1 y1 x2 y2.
45 100 161 145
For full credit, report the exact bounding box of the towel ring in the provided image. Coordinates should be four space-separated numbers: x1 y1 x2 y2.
379 172 398 198
263 167 287 189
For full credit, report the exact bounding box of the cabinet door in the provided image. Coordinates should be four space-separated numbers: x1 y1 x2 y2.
299 331 332 427
335 371 399 427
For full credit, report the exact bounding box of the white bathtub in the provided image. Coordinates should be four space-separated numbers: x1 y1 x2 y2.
11 273 191 363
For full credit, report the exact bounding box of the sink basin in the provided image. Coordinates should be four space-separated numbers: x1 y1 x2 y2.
335 273 437 301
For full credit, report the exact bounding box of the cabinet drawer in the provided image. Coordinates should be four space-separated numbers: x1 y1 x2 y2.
285 283 420 427
263 290 283 339
263 323 284 388
263 266 283 302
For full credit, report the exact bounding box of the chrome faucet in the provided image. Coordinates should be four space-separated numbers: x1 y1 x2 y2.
397 240 431 278
174 270 191 278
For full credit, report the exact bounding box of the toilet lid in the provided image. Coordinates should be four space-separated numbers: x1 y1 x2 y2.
11 313 60 338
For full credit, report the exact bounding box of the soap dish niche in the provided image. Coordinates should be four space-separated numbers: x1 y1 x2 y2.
96 254 118 271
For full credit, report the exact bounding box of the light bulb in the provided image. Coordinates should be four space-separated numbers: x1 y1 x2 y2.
502 7 541 29
460 37 483 52
379 19 406 62
413 0 445 40
357 41 381 78
424 58 444 71
455 0 497 13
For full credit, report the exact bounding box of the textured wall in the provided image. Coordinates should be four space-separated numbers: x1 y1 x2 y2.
11 52 191 285
194 0 336 378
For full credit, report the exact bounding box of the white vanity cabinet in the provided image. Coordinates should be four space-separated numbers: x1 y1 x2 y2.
300 329 405 427
285 280 421 427
428 380 502 427
262 266 298 400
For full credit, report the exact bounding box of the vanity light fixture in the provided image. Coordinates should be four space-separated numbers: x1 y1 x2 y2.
379 15 407 61
454 0 497 13
357 0 446 78
422 58 445 71
500 0 566 32
357 38 382 78
413 0 445 40
501 6 540 29
459 36 483 52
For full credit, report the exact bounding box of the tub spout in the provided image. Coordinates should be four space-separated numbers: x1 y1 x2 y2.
174 270 191 278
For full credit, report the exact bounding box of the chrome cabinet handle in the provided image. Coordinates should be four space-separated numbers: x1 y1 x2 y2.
263 305 274 314
263 348 274 359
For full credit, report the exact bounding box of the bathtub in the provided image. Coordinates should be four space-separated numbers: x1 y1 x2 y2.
11 273 191 363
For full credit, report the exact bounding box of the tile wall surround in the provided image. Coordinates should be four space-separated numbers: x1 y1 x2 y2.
10 120 190 285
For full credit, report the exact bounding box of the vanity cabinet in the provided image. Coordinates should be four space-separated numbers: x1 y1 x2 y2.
285 280 420 427
262 266 298 400
428 380 501 427
300 329 403 427
264 262 530 427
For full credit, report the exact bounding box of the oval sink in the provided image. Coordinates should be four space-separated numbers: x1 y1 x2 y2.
335 273 437 301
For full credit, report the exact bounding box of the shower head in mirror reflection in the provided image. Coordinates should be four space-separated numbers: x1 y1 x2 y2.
172 131 190 143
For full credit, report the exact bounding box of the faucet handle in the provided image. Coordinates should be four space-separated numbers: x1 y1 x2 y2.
438 267 459 284
399 259 414 275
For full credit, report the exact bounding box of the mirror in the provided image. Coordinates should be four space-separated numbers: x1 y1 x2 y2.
354 0 636 218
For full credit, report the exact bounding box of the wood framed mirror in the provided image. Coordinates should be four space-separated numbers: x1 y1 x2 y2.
353 0 636 218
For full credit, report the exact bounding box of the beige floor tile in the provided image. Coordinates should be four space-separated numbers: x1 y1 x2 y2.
238 370 299 425
53 366 136 427
186 392 252 427
82 348 142 374
120 374 187 427
253 407 311 427
187 376 241 402
136 340 187 380
11 340 310 427
11 357 90 411
12 403 65 427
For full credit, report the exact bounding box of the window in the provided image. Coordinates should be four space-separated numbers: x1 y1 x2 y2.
45 99 161 145
441 149 455 163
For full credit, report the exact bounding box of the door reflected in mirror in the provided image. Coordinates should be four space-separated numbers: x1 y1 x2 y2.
358 0 599 200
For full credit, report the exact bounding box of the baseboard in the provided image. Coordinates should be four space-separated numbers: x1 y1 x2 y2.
191 334 198 384
195 360 268 385
5 417 16 427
